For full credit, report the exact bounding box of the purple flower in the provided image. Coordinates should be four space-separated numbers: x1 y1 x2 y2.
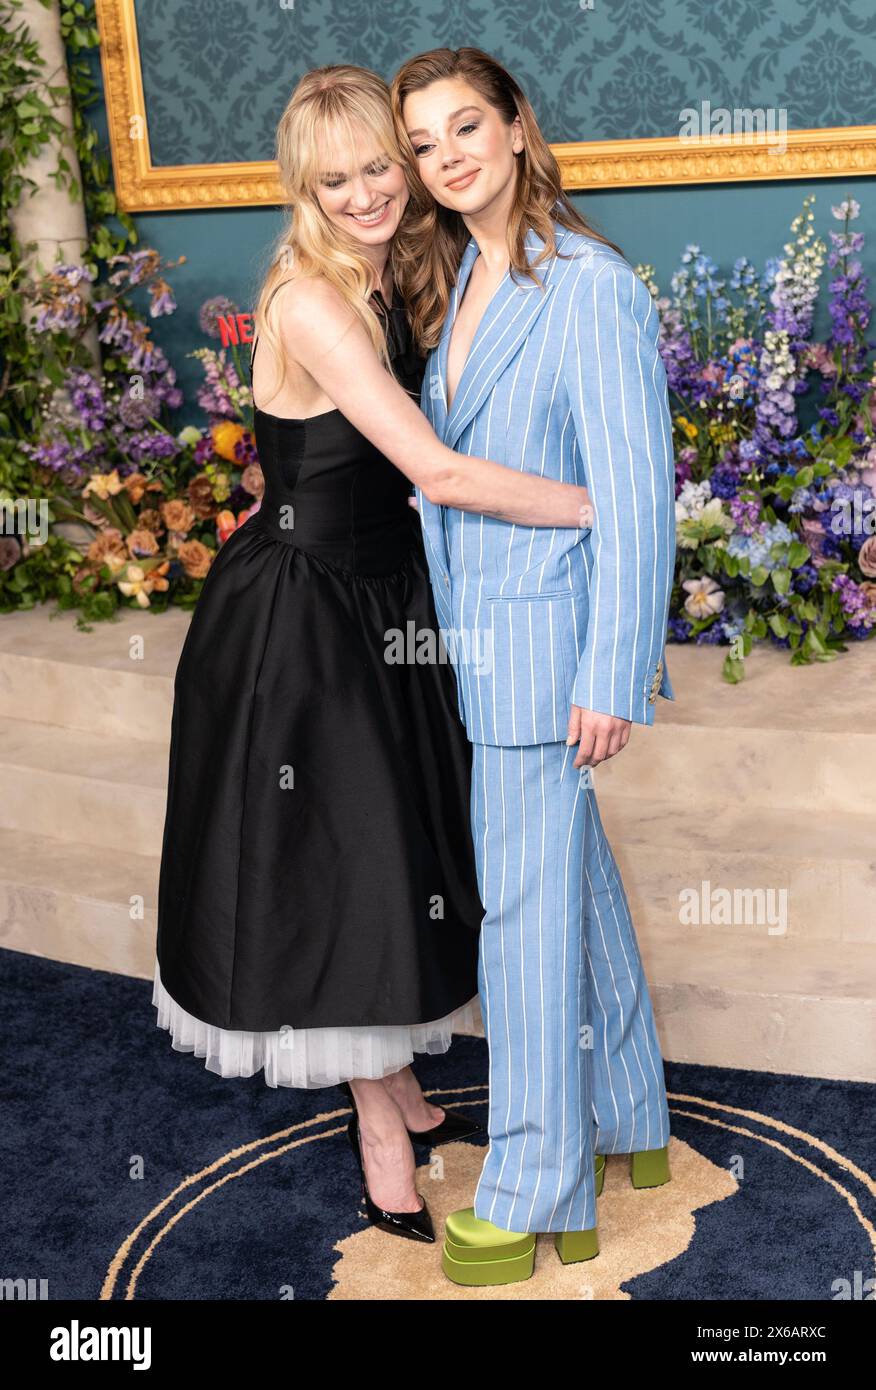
674 454 692 493
194 435 215 466
832 573 876 628
118 389 161 429
32 262 97 335
729 495 761 534
195 351 242 418
148 277 177 317
199 296 238 338
20 438 73 472
68 367 108 431
107 249 161 288
124 431 181 465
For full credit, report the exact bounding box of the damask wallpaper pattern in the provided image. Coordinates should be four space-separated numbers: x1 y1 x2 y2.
135 0 876 167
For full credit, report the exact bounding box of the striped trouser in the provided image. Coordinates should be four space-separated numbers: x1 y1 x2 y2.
469 740 670 1234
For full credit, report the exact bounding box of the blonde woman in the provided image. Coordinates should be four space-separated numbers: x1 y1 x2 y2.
153 64 593 1245
390 47 675 1282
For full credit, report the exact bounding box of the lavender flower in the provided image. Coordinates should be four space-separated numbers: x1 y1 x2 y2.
118 389 161 429
33 262 97 334
832 573 876 628
68 368 107 431
199 296 238 338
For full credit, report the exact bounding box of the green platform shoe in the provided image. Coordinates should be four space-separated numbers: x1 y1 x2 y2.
554 1225 600 1264
594 1145 671 1194
442 1208 598 1286
631 1144 671 1189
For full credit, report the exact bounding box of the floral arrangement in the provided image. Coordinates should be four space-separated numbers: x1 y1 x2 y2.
5 191 876 688
637 193 876 680
2 250 263 619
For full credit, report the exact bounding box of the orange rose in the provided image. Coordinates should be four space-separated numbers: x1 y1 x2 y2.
188 474 217 519
177 539 214 579
161 498 196 534
241 462 265 499
126 528 160 558
138 507 164 534
87 528 127 565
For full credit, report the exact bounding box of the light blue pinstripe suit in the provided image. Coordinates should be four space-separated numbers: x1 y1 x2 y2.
415 219 674 1233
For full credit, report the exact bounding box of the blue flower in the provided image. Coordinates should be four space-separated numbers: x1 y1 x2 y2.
792 563 819 593
710 468 740 499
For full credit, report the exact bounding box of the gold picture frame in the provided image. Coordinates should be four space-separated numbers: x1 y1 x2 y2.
96 0 876 213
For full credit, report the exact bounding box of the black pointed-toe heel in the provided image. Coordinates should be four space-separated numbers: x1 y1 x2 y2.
346 1116 435 1243
406 1107 482 1146
334 1080 481 1147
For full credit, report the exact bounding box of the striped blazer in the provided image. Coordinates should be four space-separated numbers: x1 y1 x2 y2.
415 218 677 747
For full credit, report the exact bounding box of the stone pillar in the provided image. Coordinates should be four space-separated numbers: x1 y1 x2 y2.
9 0 100 367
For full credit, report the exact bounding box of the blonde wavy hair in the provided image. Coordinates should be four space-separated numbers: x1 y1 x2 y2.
252 65 411 405
389 47 625 352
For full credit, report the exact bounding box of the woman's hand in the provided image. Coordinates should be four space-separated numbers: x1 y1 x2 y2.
566 706 631 768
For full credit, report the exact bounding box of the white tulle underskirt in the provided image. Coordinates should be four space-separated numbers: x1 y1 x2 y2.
151 958 480 1090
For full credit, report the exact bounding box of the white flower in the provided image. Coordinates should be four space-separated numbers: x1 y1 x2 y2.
831 199 860 221
683 575 726 619
700 497 734 533
677 478 713 517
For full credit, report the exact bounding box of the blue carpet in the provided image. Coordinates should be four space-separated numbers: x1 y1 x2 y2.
1 947 873 1301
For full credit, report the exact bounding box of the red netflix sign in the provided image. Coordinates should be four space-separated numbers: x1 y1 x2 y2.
217 313 254 347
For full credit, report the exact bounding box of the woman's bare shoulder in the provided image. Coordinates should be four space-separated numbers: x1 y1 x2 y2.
272 273 358 340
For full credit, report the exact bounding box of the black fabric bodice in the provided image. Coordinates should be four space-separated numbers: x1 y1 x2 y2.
248 287 426 576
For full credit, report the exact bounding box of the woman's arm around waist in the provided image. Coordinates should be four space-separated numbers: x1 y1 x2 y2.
274 276 593 530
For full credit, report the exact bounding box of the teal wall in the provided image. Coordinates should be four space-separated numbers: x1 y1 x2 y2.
87 1 876 425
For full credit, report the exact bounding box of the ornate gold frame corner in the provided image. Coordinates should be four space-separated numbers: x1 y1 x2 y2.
95 0 876 213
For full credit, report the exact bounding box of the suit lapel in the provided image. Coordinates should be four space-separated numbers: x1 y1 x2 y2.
431 236 478 442
442 226 556 451
417 348 452 579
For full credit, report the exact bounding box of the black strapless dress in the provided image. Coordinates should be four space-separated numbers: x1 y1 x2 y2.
152 289 484 1087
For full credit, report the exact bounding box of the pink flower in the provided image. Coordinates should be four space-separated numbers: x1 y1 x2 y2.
801 518 829 566
803 343 838 377
858 536 876 578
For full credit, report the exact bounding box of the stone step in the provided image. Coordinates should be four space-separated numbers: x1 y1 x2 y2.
0 604 183 743
596 719 876 817
0 714 168 856
598 794 876 943
0 826 157 978
1 825 872 1081
643 930 876 1084
1 603 874 1081
597 638 876 816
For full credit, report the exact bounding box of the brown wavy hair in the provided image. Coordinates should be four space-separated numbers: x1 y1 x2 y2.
390 47 625 352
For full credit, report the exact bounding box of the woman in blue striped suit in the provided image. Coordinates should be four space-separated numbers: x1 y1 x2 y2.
391 47 676 1285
